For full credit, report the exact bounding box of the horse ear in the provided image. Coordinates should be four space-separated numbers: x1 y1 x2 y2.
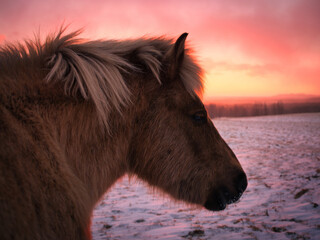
165 32 188 80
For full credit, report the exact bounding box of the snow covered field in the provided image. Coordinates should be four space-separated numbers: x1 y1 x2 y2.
92 113 320 239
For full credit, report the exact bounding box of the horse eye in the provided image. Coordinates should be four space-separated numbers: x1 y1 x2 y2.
192 110 207 123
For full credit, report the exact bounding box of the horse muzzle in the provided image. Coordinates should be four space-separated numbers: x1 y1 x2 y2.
204 172 247 211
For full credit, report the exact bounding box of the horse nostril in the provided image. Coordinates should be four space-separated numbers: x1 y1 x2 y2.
236 172 248 193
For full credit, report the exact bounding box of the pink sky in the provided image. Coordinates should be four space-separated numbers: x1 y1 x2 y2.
1 0 319 102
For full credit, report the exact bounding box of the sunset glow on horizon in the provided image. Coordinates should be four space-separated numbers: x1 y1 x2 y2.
1 0 319 102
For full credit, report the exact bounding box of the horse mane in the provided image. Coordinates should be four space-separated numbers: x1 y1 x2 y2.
0 28 203 130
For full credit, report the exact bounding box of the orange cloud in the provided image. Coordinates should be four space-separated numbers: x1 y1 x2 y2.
0 35 5 43
0 0 319 99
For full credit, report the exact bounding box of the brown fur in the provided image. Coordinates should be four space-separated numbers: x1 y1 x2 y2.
0 29 246 239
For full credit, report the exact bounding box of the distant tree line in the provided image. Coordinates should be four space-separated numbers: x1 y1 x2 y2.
206 101 320 118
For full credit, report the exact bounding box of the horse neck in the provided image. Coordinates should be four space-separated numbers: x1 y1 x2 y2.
53 99 135 206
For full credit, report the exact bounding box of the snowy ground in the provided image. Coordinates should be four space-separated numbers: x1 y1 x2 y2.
92 113 320 239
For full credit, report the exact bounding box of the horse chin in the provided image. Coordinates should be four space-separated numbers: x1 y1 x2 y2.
203 187 244 212
204 173 248 211
203 194 227 211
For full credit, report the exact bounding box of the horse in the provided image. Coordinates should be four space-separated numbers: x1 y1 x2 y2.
0 29 247 240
